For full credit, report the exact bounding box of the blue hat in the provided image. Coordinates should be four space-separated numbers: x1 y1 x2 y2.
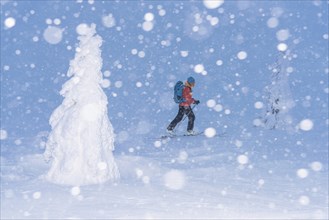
187 76 195 84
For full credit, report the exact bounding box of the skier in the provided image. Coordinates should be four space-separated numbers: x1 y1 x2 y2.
167 76 200 135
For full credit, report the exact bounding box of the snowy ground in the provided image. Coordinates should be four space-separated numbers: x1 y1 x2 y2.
1 130 328 219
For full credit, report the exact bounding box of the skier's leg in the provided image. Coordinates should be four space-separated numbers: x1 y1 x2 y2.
167 106 185 130
186 106 195 131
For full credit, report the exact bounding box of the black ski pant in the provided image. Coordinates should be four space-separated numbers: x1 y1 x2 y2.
167 106 195 131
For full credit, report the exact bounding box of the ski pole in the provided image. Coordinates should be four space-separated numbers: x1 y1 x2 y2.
181 104 196 122
174 104 197 131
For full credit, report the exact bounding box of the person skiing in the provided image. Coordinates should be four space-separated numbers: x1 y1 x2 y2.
167 76 200 135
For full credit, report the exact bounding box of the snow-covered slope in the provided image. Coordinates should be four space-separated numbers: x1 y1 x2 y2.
1 130 328 219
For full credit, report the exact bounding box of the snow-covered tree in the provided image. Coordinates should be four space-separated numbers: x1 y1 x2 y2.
262 50 295 130
44 23 119 185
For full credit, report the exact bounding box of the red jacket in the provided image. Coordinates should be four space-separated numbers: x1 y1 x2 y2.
180 84 195 106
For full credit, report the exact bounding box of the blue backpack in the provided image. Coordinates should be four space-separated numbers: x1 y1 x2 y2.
173 81 185 103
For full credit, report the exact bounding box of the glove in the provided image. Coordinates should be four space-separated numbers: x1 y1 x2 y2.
194 100 200 105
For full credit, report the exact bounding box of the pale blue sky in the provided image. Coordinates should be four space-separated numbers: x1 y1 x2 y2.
1 1 328 163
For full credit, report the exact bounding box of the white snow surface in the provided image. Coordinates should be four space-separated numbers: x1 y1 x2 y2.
1 133 328 219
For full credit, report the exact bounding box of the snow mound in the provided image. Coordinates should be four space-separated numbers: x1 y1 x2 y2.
44 23 119 185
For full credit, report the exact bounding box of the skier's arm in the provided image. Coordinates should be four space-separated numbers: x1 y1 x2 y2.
183 87 195 105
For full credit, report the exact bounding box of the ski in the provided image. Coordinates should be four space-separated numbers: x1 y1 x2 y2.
183 131 204 137
151 132 226 140
181 132 226 138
